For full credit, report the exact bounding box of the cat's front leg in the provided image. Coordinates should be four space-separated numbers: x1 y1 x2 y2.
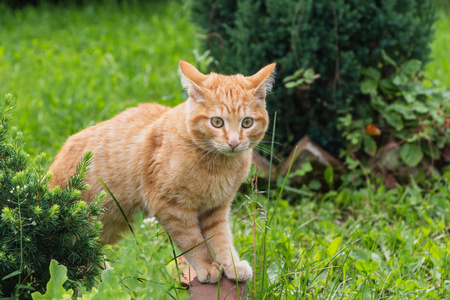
155 208 221 283
200 205 253 282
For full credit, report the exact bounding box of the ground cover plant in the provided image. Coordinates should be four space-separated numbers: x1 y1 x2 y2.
1 0 450 299
0 0 198 157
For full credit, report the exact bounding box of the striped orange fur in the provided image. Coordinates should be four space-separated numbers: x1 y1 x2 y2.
48 61 276 283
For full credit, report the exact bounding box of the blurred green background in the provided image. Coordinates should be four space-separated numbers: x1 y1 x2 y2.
0 0 198 157
425 0 450 85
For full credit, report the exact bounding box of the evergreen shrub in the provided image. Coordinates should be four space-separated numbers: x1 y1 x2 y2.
0 94 105 299
188 0 435 154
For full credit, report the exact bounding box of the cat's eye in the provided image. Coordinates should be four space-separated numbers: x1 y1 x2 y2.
242 117 253 128
211 117 224 128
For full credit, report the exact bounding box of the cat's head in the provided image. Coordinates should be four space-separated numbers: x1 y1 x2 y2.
179 61 275 156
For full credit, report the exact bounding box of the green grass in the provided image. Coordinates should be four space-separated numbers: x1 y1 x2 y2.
92 170 450 299
231 171 450 299
0 0 198 157
425 0 450 86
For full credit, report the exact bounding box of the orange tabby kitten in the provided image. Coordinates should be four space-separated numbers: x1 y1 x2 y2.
48 61 275 283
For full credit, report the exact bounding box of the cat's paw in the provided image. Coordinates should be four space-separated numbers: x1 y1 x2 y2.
196 261 222 284
224 260 253 282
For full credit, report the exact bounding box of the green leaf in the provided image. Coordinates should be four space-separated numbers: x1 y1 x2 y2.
17 285 36 291
370 95 387 110
381 50 398 68
304 68 315 81
412 102 429 114
355 260 379 275
335 188 351 206
294 78 305 86
100 268 119 286
345 156 359 170
283 69 304 82
360 79 378 94
363 134 377 156
32 260 74 300
2 270 21 281
308 180 322 190
400 59 422 76
402 91 416 104
379 78 397 92
437 135 446 149
324 166 334 189
90 269 131 300
389 103 416 120
429 242 441 260
383 111 404 130
327 236 343 257
289 162 313 178
285 81 299 89
392 73 408 85
421 141 440 159
400 142 423 167
361 67 381 82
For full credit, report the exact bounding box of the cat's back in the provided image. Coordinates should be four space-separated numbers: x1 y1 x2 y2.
49 103 170 188
117 103 171 127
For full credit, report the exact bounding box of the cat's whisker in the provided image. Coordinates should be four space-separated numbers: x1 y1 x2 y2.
264 131 282 138
252 146 281 162
255 141 283 146
191 139 213 144
207 149 221 171
252 151 264 168
249 141 283 147
191 146 218 170
183 141 216 156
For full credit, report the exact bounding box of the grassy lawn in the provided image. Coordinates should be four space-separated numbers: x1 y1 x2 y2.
425 0 450 86
0 0 198 157
1 0 450 299
109 174 450 299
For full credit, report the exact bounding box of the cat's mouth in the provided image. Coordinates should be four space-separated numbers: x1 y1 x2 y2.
216 145 247 156
194 140 247 156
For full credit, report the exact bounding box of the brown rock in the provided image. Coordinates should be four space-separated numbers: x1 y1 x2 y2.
176 256 247 300
188 276 246 300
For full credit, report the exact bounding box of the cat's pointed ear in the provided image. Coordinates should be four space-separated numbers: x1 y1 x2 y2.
179 61 207 102
246 63 276 99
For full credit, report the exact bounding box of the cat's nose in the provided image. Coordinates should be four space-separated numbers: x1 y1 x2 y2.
227 140 241 151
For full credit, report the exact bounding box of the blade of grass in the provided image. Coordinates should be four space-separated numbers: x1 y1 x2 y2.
266 111 277 198
252 282 280 300
97 177 135 236
308 237 363 291
217 266 221 300
261 112 277 290
167 235 214 262
260 146 297 293
230 248 241 300
166 233 182 294
267 146 297 227
2 270 21 281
